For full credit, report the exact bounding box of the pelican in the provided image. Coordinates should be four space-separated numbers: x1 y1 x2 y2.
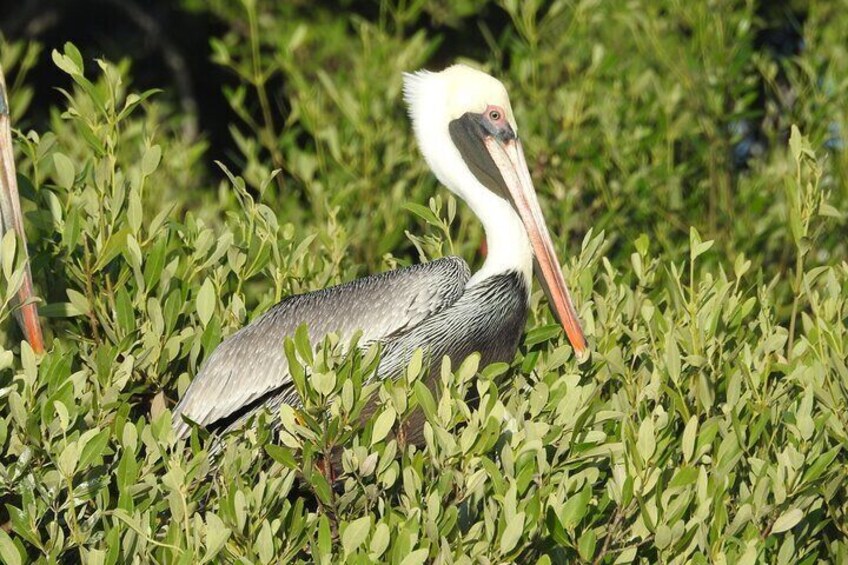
172 64 587 442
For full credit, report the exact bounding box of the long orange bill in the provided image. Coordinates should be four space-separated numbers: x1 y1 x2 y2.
483 136 587 355
0 64 44 354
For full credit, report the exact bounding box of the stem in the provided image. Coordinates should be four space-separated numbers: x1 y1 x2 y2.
81 239 102 344
246 1 286 192
593 504 625 565
787 249 804 357
689 249 700 359
64 473 82 544
318 457 339 539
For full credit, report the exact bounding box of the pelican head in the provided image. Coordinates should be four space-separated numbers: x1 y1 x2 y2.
403 64 587 355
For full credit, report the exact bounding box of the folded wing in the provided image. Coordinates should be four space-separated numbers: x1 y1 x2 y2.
172 256 470 437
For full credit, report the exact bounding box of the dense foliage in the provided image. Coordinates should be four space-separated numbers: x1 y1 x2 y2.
1 0 847 563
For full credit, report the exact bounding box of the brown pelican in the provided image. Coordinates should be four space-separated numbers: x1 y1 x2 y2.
172 64 587 441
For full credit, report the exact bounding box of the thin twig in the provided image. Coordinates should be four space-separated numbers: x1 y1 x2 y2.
787 250 804 357
246 1 286 192
593 504 626 565
81 239 102 344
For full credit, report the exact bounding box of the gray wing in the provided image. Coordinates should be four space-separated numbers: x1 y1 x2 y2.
357 270 530 446
376 270 529 380
172 256 470 437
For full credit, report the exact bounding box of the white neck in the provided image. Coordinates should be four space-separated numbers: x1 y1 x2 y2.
409 103 533 288
464 185 533 287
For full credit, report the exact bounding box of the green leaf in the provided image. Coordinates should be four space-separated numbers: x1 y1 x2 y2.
637 418 656 462
265 445 297 469
51 48 80 75
682 416 698 463
58 441 80 476
371 406 396 445
234 491 247 533
772 509 803 534
819 202 843 218
52 152 75 189
316 515 332 557
414 381 437 422
0 529 22 565
18 342 35 383
40 302 84 317
141 145 162 176
634 233 649 255
127 189 143 234
577 529 596 561
500 511 525 554
561 484 591 529
406 347 423 380
63 42 84 73
310 471 332 506
79 429 110 469
801 447 840 484
77 121 105 156
117 449 138 497
369 522 390 559
668 466 698 489
5 505 40 549
524 324 562 346
204 512 231 561
256 520 274 564
689 227 714 261
94 228 132 271
666 330 680 384
777 532 796 565
342 516 371 555
294 324 313 365
400 548 429 565
311 371 336 396
115 287 135 334
734 253 751 279
196 279 215 327
404 202 440 225
788 124 802 163
143 235 168 289
0 350 13 370
545 507 569 547
284 339 306 401
654 524 672 550
1 231 16 280
117 88 162 121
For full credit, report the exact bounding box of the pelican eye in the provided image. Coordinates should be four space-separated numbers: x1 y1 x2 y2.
488 110 501 121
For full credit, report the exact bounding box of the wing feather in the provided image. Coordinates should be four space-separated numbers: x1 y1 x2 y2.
172 256 470 437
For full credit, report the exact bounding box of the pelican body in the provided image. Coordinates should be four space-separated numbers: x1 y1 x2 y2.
172 65 586 440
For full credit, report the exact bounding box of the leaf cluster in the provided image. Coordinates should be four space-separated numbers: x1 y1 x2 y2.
1 0 847 563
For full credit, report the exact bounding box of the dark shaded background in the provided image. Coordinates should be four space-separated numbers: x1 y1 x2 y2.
1 0 806 172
